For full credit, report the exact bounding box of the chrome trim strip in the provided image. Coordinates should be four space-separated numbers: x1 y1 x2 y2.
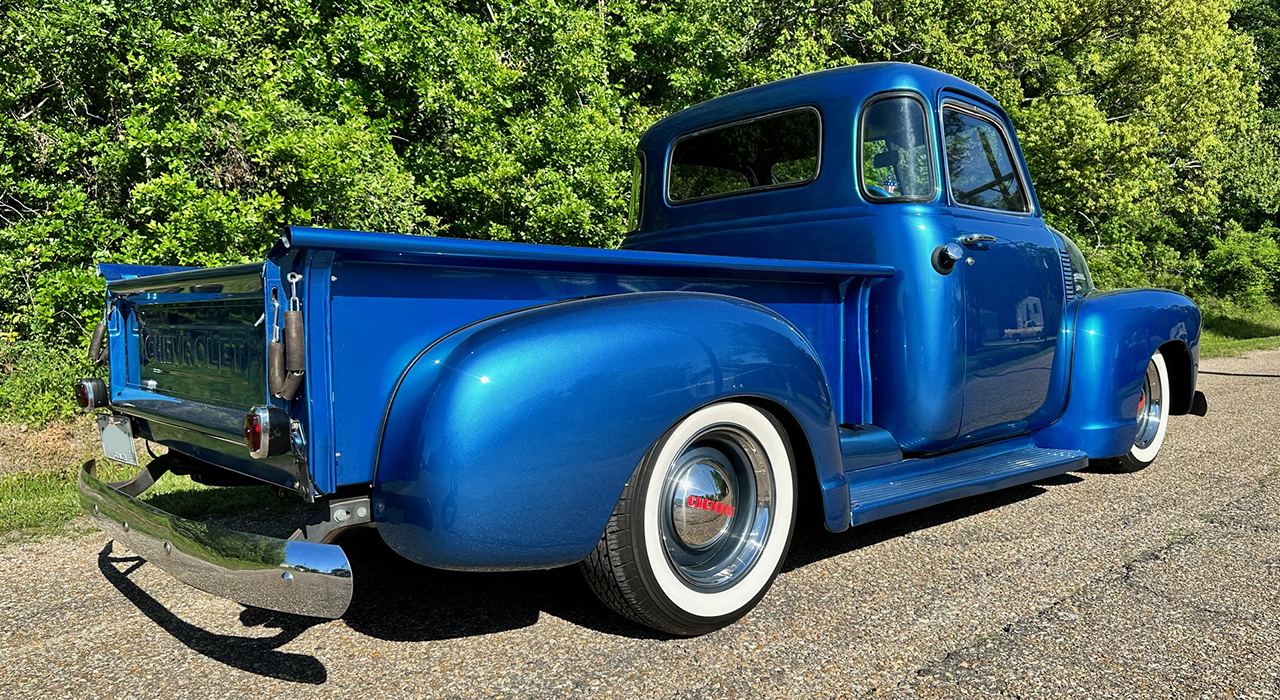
107 262 265 295
109 398 248 445
78 460 352 618
139 414 247 445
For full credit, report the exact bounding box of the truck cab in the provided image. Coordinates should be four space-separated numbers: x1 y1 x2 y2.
77 63 1205 637
626 63 1107 454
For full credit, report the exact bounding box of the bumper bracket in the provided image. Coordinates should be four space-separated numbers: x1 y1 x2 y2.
79 459 353 618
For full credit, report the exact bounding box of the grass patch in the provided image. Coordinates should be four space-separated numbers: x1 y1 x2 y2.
1199 299 1280 358
0 435 310 543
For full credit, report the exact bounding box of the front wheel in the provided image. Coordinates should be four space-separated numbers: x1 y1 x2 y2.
1099 351 1171 473
580 402 796 636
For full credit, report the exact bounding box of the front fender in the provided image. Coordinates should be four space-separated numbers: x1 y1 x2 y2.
371 292 842 570
1034 288 1200 458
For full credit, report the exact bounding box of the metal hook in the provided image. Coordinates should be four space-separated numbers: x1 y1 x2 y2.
270 289 281 342
286 272 303 311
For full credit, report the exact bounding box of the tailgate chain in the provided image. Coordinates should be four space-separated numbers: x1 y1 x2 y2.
88 303 110 366
268 289 286 396
280 272 306 400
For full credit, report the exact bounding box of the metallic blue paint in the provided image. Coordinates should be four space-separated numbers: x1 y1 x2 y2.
625 64 1067 453
98 263 200 282
846 437 1088 526
98 262 304 490
277 227 888 499
622 63 1201 464
371 292 845 569
87 63 1205 581
629 205 972 451
1034 288 1200 458
283 225 895 282
839 424 903 472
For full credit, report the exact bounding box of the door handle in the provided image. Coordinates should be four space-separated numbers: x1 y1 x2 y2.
931 242 965 275
961 233 997 249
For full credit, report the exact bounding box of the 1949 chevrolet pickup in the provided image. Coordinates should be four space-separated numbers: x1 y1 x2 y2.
76 62 1208 636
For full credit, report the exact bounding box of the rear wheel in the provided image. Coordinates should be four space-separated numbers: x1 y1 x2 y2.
1099 351 1170 473
580 402 796 636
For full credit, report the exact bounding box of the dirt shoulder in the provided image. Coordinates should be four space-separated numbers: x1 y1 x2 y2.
0 417 97 477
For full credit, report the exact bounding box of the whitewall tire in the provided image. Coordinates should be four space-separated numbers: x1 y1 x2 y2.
1101 351 1171 472
580 402 797 635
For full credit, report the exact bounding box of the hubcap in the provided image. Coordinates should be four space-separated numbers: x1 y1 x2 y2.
659 425 773 590
670 452 737 549
1134 359 1163 449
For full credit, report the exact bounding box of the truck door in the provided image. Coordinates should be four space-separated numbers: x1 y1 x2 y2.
938 98 1066 445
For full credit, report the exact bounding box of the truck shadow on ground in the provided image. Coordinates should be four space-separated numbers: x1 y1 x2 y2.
781 474 1078 572
97 542 328 684
96 472 1084 683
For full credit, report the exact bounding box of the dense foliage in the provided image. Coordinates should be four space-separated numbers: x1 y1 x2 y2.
2 0 1279 421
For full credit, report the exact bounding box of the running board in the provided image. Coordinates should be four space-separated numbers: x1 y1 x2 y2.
847 445 1088 527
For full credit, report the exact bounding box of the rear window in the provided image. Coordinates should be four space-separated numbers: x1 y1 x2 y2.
667 108 820 203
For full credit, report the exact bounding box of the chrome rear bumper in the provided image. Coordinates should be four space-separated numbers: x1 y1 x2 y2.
78 460 353 618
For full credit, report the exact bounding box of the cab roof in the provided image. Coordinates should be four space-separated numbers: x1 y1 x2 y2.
637 62 1002 154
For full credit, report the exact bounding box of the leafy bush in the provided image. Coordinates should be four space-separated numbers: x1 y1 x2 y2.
1201 223 1280 306
0 341 91 426
1 0 1280 422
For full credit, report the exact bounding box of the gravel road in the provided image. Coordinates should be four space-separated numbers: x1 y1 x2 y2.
3 350 1279 699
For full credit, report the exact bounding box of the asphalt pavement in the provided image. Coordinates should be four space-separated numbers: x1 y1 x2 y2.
3 349 1279 699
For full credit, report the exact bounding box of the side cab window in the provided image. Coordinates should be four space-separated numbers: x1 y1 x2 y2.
940 102 1030 213
859 94 935 202
628 153 645 231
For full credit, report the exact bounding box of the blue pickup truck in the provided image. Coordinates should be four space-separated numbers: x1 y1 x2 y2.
77 63 1207 636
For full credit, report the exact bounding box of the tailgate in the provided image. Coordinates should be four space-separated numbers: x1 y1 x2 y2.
102 263 308 493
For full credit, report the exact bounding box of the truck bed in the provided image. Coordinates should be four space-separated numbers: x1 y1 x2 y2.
101 227 894 497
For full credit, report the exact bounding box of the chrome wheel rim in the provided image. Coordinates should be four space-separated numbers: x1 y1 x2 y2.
660 424 774 590
1134 360 1163 450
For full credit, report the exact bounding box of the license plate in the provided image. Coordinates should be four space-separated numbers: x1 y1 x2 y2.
97 414 139 467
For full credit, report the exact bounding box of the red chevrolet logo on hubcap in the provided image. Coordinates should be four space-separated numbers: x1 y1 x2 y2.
686 495 735 517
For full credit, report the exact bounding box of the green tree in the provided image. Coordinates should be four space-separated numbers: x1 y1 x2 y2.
1 0 1277 426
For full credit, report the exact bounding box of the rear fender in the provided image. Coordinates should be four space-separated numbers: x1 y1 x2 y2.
1034 289 1200 458
371 292 844 570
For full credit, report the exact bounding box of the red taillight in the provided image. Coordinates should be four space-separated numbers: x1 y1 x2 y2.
243 412 263 454
73 378 107 410
244 406 290 459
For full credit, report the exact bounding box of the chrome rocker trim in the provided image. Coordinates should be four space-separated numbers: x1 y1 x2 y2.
78 459 353 619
